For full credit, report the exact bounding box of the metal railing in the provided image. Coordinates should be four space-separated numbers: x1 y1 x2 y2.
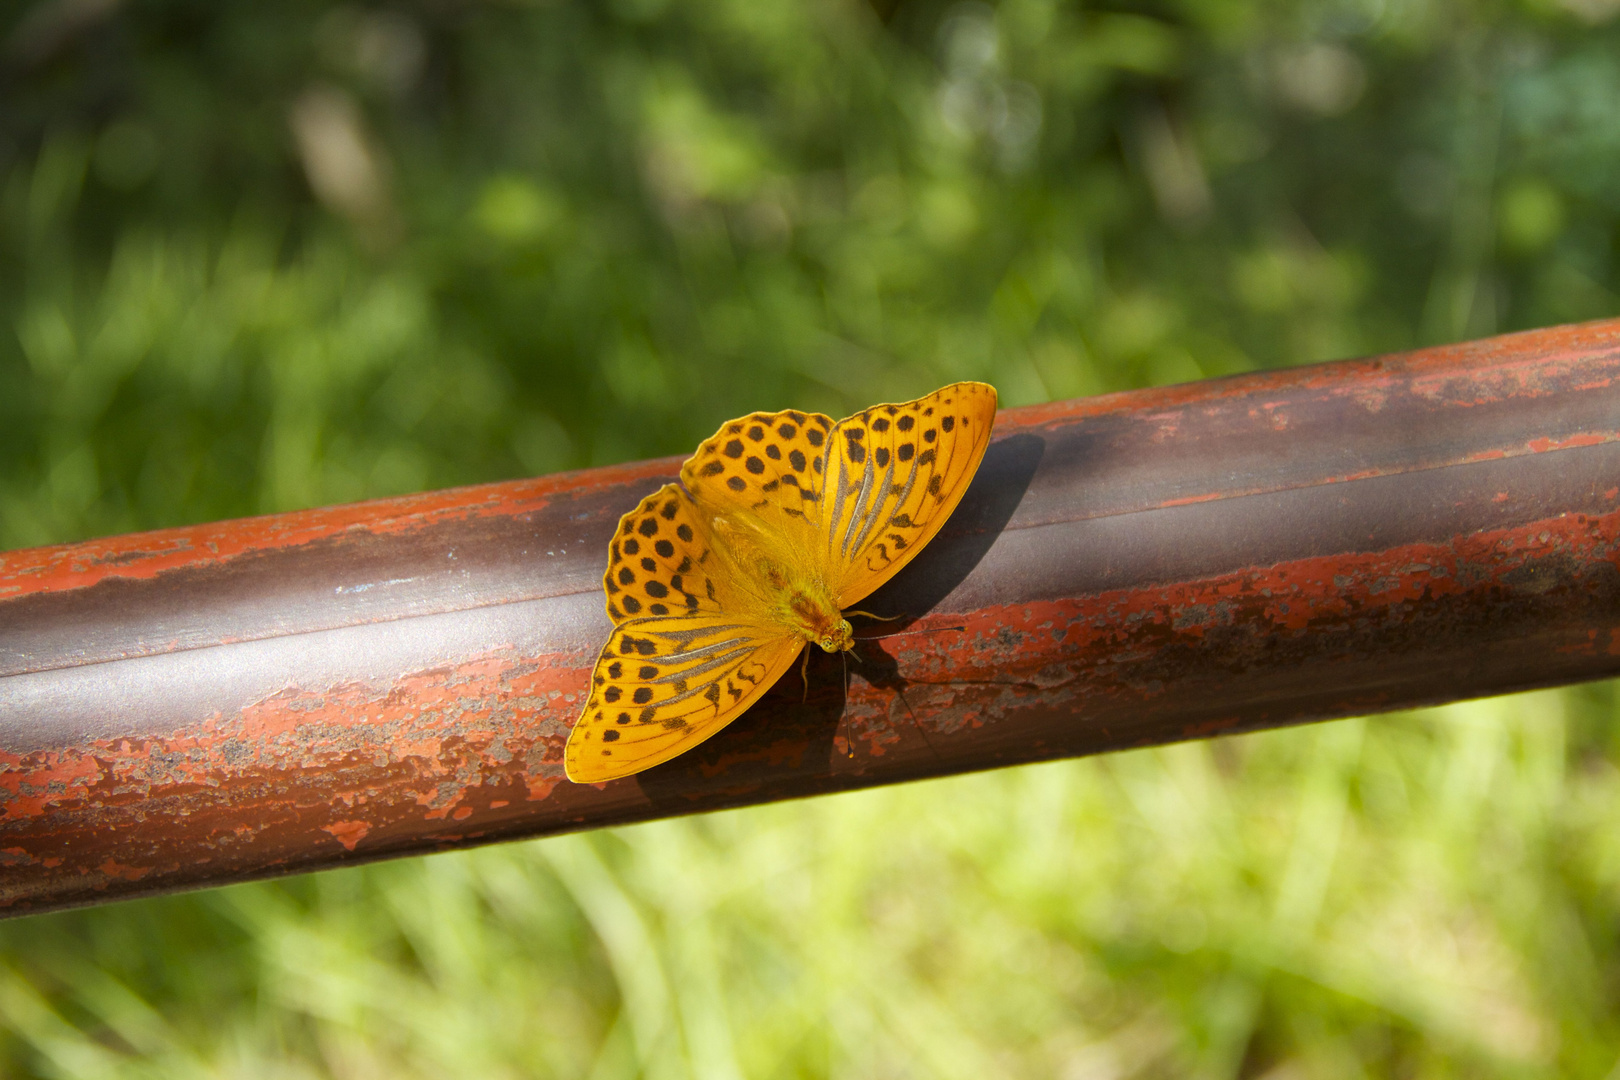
4 319 1620 916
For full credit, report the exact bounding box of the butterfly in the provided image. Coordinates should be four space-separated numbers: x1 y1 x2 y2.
564 381 998 782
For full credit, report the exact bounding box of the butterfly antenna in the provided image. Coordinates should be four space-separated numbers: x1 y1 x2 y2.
860 624 967 641
893 682 942 765
845 609 908 623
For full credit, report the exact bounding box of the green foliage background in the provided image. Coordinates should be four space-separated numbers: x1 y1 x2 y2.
1 0 1619 1074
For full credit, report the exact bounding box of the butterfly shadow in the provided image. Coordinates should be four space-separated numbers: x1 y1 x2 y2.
634 431 1045 802
633 654 852 803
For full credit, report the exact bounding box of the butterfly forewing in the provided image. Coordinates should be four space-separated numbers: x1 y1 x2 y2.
822 382 997 606
603 484 723 623
566 615 804 782
680 408 836 532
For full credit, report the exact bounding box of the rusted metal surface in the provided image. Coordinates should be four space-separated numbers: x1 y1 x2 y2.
4 320 1620 915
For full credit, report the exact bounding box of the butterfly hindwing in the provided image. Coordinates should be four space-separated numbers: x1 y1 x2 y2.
604 484 722 623
566 615 805 782
821 382 997 607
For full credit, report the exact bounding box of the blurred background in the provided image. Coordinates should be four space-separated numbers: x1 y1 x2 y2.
1 0 1619 1075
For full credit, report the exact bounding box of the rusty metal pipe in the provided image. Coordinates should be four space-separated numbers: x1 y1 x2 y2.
5 320 1620 916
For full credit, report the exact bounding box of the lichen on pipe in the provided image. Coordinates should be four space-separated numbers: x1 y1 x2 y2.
4 319 1620 916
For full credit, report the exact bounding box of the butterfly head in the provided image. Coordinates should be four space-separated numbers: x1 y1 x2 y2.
816 618 855 654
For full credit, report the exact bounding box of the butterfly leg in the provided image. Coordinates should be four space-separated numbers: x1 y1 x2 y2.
800 645 812 702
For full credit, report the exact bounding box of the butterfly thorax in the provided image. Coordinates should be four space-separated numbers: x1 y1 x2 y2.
789 594 854 654
749 548 852 653
708 510 854 653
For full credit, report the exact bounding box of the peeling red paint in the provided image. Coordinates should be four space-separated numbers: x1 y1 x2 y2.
1528 432 1616 453
1158 492 1227 508
0 752 104 819
0 456 684 600
322 821 370 851
97 858 151 883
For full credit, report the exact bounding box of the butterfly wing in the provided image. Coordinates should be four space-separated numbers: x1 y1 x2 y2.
572 481 805 783
566 616 804 782
679 407 836 537
820 382 997 607
601 483 730 623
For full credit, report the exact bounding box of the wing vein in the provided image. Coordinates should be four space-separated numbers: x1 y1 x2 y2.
840 449 877 558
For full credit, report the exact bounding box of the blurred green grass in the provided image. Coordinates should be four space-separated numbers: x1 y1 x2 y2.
1 0 1619 1074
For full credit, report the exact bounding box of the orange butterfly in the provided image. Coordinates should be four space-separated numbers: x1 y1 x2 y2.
565 381 998 782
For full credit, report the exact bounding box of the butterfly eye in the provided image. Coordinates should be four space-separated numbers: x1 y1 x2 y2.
820 637 833 650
